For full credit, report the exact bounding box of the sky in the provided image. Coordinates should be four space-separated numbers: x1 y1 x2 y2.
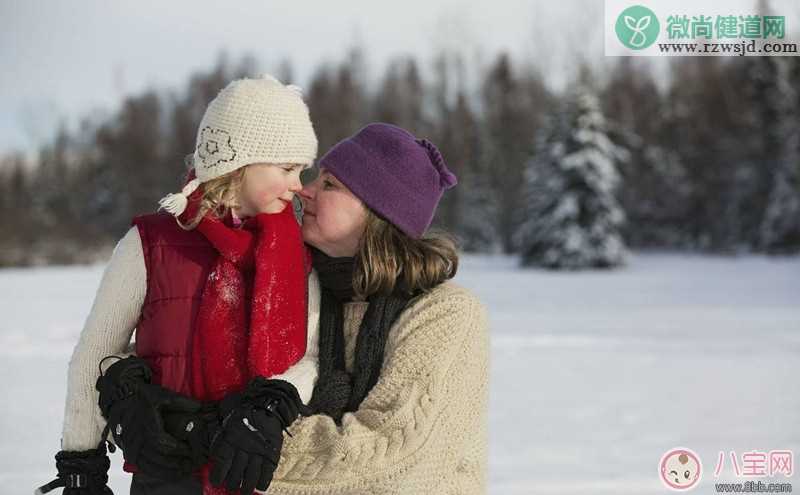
2 0 799 157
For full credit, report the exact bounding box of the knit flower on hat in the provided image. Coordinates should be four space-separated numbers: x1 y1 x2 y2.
196 126 237 168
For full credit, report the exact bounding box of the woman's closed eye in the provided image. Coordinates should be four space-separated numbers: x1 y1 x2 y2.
323 179 335 189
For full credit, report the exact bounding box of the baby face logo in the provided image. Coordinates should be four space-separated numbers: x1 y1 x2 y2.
660 447 702 491
615 5 660 49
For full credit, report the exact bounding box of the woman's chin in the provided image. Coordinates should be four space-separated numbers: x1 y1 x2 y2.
301 223 319 245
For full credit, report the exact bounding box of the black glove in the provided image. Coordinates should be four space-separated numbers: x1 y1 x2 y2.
95 356 205 480
161 402 219 469
209 378 305 494
36 444 113 495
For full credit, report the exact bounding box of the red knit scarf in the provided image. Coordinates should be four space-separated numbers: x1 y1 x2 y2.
178 184 310 495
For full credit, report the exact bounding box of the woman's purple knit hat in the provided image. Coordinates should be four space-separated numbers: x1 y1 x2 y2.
319 123 457 238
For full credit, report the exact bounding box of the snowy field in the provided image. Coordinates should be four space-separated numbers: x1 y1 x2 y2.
0 253 798 494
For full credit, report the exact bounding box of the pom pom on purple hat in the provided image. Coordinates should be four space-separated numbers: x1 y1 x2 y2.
416 138 458 189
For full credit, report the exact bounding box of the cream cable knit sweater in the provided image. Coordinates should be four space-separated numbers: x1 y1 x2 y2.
60 226 321 451
269 282 490 494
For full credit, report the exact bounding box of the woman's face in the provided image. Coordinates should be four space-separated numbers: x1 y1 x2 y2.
236 163 303 216
298 169 368 257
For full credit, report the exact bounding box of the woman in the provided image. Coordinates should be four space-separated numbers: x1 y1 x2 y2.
269 122 490 494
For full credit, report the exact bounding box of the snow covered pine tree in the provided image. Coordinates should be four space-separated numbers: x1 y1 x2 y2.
515 87 628 269
759 56 800 253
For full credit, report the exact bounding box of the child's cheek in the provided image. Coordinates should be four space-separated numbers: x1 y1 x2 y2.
257 184 281 204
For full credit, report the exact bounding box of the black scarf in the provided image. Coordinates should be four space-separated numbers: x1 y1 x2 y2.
307 246 411 424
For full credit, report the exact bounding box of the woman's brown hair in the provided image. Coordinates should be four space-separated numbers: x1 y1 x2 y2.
353 210 459 299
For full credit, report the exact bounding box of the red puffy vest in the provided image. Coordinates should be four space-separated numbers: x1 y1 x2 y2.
132 212 216 394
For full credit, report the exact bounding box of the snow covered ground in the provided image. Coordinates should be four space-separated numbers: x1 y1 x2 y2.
1 253 797 494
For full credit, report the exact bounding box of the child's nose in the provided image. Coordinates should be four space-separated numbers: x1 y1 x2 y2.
288 175 302 193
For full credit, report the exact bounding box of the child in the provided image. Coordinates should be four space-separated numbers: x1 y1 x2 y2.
41 75 321 495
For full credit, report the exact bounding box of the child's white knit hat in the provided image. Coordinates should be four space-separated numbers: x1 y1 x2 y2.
159 74 318 216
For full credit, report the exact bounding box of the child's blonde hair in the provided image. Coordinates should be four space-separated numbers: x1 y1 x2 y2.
175 155 247 230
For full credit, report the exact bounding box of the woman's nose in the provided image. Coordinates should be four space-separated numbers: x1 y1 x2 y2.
298 181 315 201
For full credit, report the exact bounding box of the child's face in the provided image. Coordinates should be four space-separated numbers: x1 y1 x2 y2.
237 162 303 216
